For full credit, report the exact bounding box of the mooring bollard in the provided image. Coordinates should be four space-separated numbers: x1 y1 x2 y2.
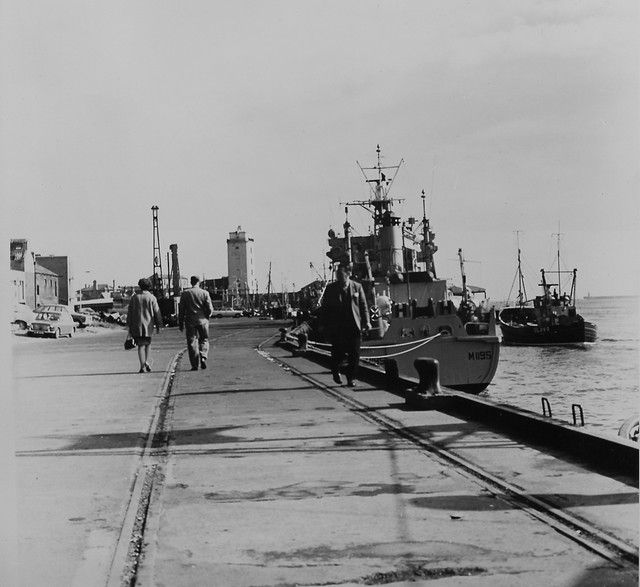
384 359 399 388
297 331 308 352
279 328 288 343
414 358 442 395
406 358 441 406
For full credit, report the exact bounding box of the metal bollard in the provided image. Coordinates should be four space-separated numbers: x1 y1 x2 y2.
383 359 399 388
279 328 288 343
413 358 442 396
297 331 308 352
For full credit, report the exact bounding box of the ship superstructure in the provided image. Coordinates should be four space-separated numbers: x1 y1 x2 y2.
306 146 500 393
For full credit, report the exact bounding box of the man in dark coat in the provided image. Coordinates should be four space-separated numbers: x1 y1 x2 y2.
320 262 371 386
178 275 214 370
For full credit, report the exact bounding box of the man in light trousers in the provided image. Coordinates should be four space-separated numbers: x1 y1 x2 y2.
178 275 214 370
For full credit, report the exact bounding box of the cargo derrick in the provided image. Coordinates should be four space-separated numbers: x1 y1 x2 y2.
150 205 179 326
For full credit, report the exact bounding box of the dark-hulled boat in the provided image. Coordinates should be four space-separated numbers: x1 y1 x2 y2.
498 247 597 346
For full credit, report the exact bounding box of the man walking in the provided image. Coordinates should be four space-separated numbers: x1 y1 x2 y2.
179 276 214 371
320 261 371 386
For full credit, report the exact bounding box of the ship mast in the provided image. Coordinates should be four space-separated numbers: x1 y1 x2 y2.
266 262 272 309
420 190 437 278
553 229 562 298
515 231 527 306
343 206 352 264
458 248 468 306
351 145 405 276
516 248 527 306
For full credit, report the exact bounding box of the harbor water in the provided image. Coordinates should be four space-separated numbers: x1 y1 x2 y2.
484 296 639 439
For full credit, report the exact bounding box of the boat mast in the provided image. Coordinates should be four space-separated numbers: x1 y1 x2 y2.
458 248 467 306
421 190 437 278
553 230 562 298
350 145 405 276
266 262 272 309
516 248 528 306
343 206 352 264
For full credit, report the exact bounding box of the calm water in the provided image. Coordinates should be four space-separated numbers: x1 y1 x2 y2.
484 296 639 438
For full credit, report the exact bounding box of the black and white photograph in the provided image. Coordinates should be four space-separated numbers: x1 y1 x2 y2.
2 1 638 585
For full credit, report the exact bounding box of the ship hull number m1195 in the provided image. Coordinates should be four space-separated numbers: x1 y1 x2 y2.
468 351 493 361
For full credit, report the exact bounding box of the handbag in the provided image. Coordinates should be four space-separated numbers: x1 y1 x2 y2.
124 334 137 350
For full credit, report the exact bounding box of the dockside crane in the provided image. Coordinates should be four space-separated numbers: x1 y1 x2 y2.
151 205 164 296
150 205 180 325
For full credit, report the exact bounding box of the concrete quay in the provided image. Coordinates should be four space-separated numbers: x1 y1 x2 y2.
135 324 637 586
7 321 638 586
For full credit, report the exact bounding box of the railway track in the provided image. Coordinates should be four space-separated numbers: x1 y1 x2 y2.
259 337 638 572
111 327 637 585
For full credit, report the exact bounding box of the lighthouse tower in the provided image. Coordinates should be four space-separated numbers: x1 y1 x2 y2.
227 226 256 298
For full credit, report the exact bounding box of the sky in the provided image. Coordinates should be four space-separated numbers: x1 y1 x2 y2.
1 0 638 298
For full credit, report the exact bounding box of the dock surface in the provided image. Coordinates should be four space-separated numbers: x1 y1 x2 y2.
10 320 638 586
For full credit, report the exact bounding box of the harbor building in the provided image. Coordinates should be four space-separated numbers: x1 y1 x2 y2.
35 255 73 305
227 226 257 298
9 239 60 308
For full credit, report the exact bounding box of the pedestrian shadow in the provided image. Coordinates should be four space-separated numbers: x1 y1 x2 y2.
60 425 246 451
54 425 417 453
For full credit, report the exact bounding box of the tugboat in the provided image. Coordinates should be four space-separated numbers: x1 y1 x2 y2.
498 243 597 345
298 146 500 394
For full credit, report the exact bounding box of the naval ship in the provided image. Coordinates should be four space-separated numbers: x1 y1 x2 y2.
298 146 500 394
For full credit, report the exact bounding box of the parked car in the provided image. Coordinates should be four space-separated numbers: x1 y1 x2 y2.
28 310 76 338
212 308 243 318
39 304 73 315
37 304 86 327
100 311 126 325
12 302 35 330
75 309 94 327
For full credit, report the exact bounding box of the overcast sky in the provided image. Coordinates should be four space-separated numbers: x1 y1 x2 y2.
2 0 638 298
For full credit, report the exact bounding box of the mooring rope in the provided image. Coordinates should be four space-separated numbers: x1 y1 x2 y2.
305 332 442 360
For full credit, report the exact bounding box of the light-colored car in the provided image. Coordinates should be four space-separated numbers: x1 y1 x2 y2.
212 308 243 318
39 304 73 315
39 304 89 328
12 302 36 330
28 310 76 338
76 308 95 327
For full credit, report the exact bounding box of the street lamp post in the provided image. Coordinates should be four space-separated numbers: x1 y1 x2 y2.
31 252 39 309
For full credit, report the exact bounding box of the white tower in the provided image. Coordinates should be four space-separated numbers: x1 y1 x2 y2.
227 226 256 297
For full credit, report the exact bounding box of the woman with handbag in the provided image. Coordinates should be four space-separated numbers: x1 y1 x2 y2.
126 278 163 373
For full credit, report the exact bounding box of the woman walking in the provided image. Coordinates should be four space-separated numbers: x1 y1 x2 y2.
126 278 163 373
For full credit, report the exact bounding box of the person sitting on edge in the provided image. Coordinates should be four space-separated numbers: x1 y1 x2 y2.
178 275 214 371
320 260 371 387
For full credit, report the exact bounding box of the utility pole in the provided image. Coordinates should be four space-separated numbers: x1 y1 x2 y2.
31 251 38 309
